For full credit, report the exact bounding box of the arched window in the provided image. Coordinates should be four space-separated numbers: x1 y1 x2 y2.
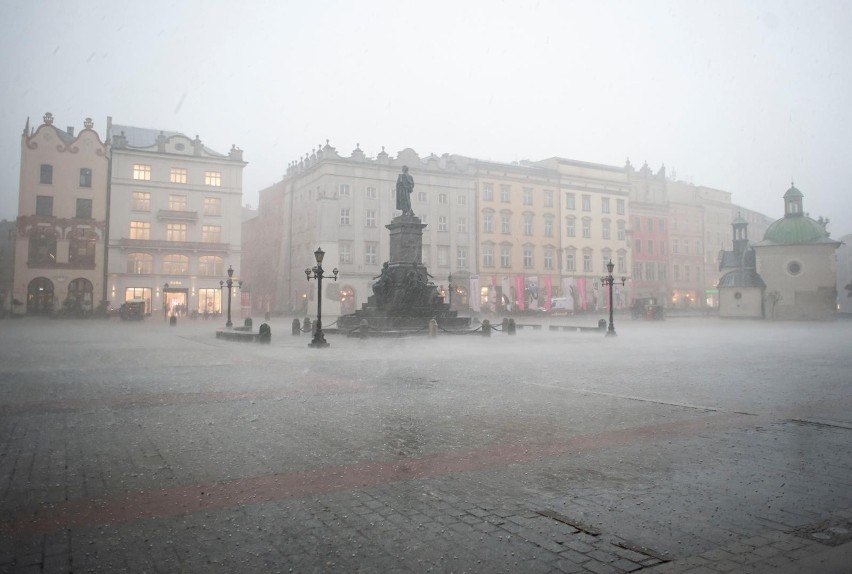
198 255 224 276
27 277 54 314
127 253 153 274
163 254 189 275
67 278 94 312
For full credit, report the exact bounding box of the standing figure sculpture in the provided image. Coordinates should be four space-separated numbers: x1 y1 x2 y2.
396 165 415 216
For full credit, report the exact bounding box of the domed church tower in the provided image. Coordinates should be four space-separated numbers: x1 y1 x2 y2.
752 184 840 320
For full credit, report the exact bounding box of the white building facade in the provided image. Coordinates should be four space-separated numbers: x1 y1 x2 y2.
106 120 246 318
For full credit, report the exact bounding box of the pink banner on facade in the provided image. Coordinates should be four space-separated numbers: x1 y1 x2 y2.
515 275 525 311
576 277 587 310
544 276 552 310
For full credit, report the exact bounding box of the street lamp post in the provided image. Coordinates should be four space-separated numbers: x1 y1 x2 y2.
305 247 338 348
447 273 453 308
601 259 626 337
220 265 242 328
163 282 169 321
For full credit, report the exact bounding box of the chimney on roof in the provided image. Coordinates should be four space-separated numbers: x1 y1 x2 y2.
67 126 75 137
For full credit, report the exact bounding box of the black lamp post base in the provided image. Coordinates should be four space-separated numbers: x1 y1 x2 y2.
308 334 330 348
605 329 618 337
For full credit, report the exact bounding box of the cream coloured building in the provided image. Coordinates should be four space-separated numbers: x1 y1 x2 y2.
13 113 109 316
106 120 246 317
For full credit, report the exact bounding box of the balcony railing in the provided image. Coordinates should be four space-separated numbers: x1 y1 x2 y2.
157 209 199 222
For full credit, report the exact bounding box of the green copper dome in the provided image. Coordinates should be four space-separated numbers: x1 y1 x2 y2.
783 184 803 199
762 215 828 245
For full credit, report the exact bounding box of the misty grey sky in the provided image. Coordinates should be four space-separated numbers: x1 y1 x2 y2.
1 0 850 236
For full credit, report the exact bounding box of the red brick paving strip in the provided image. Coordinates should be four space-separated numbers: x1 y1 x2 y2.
1 411 762 538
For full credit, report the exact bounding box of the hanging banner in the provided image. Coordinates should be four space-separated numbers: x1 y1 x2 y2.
563 277 575 312
515 275 525 311
525 276 539 310
544 276 552 311
576 277 587 311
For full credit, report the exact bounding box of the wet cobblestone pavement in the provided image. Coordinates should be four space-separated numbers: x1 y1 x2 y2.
1 316 851 573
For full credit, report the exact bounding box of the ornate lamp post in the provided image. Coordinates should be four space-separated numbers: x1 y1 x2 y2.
219 265 242 328
305 247 338 348
601 259 626 337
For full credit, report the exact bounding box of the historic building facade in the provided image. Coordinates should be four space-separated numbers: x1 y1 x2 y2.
473 160 561 312
534 157 631 312
249 143 478 317
752 185 840 320
105 119 246 317
13 113 109 316
626 161 669 305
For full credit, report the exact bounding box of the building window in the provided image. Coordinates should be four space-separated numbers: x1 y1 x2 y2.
647 219 654 232
365 243 378 265
672 239 679 254
647 240 653 255
28 231 57 264
127 253 153 274
340 208 350 225
40 164 53 184
602 254 611 273
646 263 656 280
198 288 220 315
458 194 467 205
566 193 576 210
170 167 187 184
437 246 449 267
204 171 221 186
684 240 690 255
501 214 511 234
417 191 427 203
500 185 511 203
198 255 224 276
36 195 53 216
635 239 641 253
523 188 533 205
132 192 150 211
617 220 625 240
787 260 802 276
456 246 467 269
582 219 591 238
202 225 221 243
438 216 448 232
169 194 187 211
79 168 92 188
661 241 666 256
658 262 667 280
438 193 448 204
544 217 553 237
500 245 511 268
363 209 376 228
483 213 494 233
544 249 554 270
523 247 534 268
339 184 351 197
364 186 376 199
599 197 609 214
566 253 575 272
523 215 533 236
339 243 352 264
618 254 626 274
617 199 625 215
633 263 642 279
163 254 189 274
166 223 186 242
544 190 553 207
203 197 221 216
583 254 592 272
602 219 611 240
483 244 494 267
566 217 576 237
685 266 691 281
130 221 150 240
133 164 151 180
75 198 92 219
674 264 680 280
483 183 494 201
659 219 666 232
582 195 591 211
457 217 468 233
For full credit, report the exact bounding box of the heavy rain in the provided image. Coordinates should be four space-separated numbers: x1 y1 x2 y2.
2 1 852 573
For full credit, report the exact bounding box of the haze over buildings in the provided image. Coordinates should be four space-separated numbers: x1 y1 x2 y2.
1 0 850 237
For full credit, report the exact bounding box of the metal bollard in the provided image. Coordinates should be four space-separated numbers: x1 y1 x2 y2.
259 323 271 344
359 319 369 339
429 318 437 338
482 319 491 337
303 317 312 334
244 318 253 329
169 315 177 327
507 318 516 335
292 318 301 336
501 317 509 334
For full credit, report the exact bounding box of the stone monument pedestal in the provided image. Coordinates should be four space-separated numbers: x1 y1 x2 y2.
337 214 472 334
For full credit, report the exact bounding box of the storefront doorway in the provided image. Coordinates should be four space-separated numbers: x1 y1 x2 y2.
164 288 188 317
